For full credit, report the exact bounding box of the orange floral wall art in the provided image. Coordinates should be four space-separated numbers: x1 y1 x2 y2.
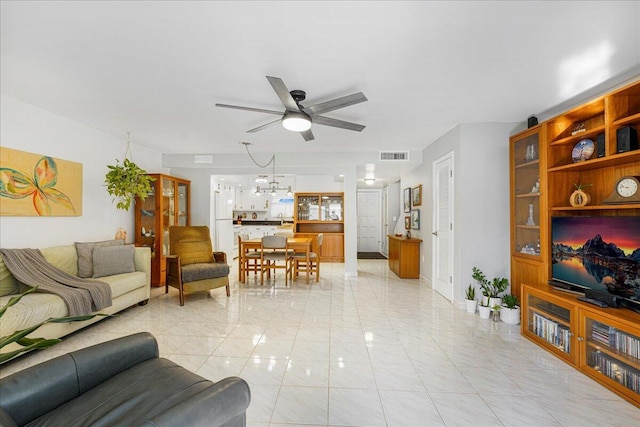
0 147 82 216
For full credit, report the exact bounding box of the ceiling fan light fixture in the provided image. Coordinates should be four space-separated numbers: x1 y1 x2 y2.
282 111 311 132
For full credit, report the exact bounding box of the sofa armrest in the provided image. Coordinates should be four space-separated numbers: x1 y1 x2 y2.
0 333 159 426
213 251 227 264
141 377 251 427
134 246 152 285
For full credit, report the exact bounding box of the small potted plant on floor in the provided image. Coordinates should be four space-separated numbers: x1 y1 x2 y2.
500 294 521 325
465 284 477 314
488 276 509 309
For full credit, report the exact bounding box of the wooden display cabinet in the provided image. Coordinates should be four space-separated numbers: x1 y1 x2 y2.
522 284 640 408
293 192 344 262
387 235 422 279
135 174 190 286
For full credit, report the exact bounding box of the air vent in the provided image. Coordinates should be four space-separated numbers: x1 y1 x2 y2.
194 155 213 164
379 151 409 161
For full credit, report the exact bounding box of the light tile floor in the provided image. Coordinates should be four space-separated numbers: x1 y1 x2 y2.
2 260 640 426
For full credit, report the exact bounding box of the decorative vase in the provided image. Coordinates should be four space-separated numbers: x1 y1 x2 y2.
478 305 491 319
501 306 521 325
569 189 590 207
465 299 478 314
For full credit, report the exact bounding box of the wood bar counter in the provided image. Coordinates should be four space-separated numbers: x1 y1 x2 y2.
387 235 422 279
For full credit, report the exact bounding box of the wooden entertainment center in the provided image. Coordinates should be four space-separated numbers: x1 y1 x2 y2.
510 79 640 408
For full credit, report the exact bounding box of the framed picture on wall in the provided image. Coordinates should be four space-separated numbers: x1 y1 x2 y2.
403 187 411 212
411 209 420 230
404 216 410 230
412 184 422 207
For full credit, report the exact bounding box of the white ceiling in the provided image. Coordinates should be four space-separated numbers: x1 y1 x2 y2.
1 1 639 186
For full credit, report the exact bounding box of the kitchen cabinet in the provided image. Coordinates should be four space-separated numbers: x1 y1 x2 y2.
236 189 268 211
135 174 190 286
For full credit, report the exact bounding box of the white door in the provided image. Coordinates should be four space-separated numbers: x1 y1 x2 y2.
380 187 389 256
432 152 454 302
357 190 381 252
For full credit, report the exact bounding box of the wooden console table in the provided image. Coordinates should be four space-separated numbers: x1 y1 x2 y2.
387 235 422 279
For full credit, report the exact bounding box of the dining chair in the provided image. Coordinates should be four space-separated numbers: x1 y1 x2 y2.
260 235 293 286
239 233 260 283
293 233 323 282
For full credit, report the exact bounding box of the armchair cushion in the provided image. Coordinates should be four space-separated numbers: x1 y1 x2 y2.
181 262 230 283
170 226 214 266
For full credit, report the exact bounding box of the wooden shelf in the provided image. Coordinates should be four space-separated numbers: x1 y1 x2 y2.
550 125 606 146
612 112 640 127
516 225 540 230
551 204 640 211
548 150 640 172
586 340 640 371
515 192 541 198
515 159 540 169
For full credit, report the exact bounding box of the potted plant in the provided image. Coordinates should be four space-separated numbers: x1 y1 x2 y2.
492 304 501 322
105 158 154 211
464 284 477 314
472 267 490 306
489 277 509 309
500 294 521 325
478 299 491 319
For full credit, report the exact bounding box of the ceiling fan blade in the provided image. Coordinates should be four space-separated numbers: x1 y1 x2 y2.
266 76 299 111
303 92 368 116
301 129 314 141
247 118 282 133
312 115 365 132
215 103 284 116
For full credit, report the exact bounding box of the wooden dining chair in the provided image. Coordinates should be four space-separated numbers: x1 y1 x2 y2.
260 235 293 286
239 233 260 283
293 233 323 282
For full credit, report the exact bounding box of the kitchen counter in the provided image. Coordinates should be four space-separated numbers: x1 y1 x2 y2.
234 220 293 226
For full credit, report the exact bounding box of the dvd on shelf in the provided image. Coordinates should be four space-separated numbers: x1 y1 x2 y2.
532 312 571 353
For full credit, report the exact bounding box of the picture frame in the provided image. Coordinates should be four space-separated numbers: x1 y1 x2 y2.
404 216 411 230
412 184 422 207
411 209 420 230
403 187 411 213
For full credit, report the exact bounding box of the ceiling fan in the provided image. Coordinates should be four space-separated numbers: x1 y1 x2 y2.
215 76 367 141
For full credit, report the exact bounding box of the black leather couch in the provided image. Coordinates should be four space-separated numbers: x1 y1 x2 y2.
0 332 251 427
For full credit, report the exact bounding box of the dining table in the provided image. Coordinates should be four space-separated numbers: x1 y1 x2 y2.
239 237 313 284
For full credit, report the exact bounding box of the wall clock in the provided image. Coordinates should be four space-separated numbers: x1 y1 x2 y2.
602 176 640 204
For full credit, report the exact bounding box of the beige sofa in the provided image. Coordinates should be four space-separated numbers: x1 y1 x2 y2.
0 243 150 353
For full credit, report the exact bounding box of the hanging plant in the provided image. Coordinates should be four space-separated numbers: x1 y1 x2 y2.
104 132 155 211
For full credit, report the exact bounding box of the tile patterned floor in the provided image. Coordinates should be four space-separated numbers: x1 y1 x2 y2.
2 260 640 426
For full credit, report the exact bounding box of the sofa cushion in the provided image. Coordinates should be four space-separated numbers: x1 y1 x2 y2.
26 358 214 427
41 245 80 276
99 271 146 299
0 292 67 337
181 263 230 283
92 245 135 278
75 240 124 278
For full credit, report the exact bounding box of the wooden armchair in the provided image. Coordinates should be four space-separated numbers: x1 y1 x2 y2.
166 226 230 306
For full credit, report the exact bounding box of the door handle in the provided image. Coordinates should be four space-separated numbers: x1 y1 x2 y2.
432 231 438 236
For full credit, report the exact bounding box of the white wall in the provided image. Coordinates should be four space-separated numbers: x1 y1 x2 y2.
398 122 519 307
0 95 165 248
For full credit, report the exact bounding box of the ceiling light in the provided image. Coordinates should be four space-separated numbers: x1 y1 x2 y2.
286 186 293 196
254 186 262 195
365 178 375 185
255 177 268 183
282 111 311 132
270 186 278 196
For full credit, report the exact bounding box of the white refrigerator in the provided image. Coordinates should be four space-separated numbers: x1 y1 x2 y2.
213 189 235 259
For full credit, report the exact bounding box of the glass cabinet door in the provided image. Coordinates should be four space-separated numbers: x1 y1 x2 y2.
321 195 343 221
582 315 640 398
513 130 541 256
178 181 189 226
297 195 319 220
525 293 573 357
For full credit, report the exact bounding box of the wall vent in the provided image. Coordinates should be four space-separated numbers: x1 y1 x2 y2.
194 155 213 164
379 151 409 161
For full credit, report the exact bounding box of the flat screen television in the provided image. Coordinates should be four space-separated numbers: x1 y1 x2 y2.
550 216 640 312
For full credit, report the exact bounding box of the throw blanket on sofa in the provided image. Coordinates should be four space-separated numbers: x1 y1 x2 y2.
0 248 112 316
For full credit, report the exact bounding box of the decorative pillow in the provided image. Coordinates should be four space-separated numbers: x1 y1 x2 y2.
0 255 20 296
75 240 124 278
92 245 135 278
